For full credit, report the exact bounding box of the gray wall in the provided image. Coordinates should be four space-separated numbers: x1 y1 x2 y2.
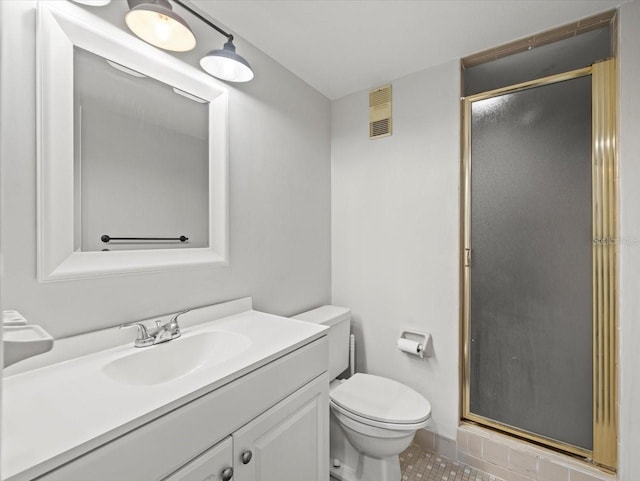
0 0 331 338
331 59 461 441
618 1 640 478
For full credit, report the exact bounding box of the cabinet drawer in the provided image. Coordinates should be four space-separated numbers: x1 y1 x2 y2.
36 338 328 481
162 437 232 481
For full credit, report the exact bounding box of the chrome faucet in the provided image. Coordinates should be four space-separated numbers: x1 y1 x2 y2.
120 310 190 348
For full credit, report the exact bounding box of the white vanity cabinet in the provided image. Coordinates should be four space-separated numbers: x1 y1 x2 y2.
163 438 233 481
162 375 327 481
34 338 328 481
232 374 327 481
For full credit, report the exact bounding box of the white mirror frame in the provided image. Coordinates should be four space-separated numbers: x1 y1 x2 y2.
36 1 229 282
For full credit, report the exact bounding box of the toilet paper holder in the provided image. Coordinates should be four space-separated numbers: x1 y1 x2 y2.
397 330 432 359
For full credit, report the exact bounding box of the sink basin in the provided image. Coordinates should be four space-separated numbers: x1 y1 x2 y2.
103 330 251 386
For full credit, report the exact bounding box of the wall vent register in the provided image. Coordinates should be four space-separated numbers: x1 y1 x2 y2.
369 84 392 139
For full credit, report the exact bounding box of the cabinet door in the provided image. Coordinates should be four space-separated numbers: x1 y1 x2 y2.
233 374 328 481
163 437 233 481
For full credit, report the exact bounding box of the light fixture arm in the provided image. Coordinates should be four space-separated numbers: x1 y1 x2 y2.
172 0 233 41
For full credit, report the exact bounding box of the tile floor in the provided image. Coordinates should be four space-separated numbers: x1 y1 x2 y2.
400 443 503 481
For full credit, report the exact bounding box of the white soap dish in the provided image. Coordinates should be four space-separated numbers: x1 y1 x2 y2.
3 312 54 367
3 310 28 326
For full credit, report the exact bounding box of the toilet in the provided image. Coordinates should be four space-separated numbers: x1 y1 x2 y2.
293 306 432 481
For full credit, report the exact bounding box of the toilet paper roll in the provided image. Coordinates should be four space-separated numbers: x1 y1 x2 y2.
397 338 423 356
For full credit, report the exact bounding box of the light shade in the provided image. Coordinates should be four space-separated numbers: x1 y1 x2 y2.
125 0 196 52
200 40 254 83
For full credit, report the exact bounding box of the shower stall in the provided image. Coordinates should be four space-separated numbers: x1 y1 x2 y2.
460 22 617 470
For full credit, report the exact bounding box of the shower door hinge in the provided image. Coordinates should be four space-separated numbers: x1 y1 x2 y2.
464 248 472 267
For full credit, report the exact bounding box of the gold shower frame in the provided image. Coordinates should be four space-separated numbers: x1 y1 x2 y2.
460 60 618 470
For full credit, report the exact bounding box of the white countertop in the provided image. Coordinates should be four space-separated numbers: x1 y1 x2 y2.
2 305 326 481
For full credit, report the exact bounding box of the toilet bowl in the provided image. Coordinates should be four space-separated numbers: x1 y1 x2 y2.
329 373 431 481
292 306 432 481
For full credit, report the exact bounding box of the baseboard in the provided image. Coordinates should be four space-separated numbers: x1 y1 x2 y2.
413 428 457 460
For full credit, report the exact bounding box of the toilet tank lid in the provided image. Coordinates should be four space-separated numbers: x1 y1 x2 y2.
292 305 351 326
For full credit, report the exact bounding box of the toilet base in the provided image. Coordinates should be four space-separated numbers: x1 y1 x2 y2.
330 454 400 481
330 411 403 481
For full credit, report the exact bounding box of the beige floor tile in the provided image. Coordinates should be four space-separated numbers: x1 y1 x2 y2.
401 443 505 481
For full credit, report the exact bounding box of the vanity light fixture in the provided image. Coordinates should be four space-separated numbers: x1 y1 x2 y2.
93 0 253 82
125 0 197 52
173 0 255 83
199 38 254 83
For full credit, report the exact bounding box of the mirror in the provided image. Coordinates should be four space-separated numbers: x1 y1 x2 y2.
37 1 229 281
74 47 209 252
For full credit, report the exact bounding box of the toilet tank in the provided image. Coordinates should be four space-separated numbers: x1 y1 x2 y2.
292 305 351 380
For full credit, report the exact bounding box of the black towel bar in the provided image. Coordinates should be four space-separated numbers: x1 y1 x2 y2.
101 235 189 243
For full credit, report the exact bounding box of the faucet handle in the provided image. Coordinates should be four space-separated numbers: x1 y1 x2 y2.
119 322 150 341
120 322 156 347
169 309 190 328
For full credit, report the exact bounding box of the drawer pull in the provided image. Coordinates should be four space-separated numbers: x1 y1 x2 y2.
221 466 233 481
241 450 253 464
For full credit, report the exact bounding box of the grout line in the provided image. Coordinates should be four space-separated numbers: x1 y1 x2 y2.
401 443 506 481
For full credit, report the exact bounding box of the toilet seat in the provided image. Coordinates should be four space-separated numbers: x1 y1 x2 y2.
330 373 432 430
330 400 431 431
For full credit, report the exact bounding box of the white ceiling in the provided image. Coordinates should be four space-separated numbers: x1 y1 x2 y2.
194 1 624 100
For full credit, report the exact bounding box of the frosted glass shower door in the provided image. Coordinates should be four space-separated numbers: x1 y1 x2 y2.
467 75 593 451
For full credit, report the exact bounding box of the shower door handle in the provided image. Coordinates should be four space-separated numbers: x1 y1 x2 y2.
464 248 472 267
